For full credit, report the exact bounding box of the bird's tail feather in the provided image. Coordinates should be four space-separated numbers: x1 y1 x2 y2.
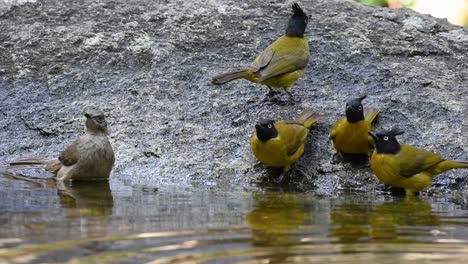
212 70 248 84
9 159 61 174
434 160 468 174
364 108 380 124
9 159 50 166
294 110 324 129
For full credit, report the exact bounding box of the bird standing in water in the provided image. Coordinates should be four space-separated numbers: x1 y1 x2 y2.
329 95 379 155
212 3 310 98
8 109 115 181
369 129 468 196
250 110 322 176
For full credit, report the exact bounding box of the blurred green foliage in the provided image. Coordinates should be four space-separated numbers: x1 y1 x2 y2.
357 0 388 6
355 0 467 27
355 0 415 8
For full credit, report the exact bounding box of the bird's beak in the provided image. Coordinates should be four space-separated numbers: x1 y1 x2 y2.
84 113 91 118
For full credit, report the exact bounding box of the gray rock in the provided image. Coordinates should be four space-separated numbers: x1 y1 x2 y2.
0 0 467 195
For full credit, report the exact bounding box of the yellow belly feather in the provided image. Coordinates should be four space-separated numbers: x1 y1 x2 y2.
371 152 433 195
332 120 371 154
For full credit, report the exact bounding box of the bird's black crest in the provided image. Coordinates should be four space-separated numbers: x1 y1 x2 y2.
389 128 405 137
377 128 404 138
369 128 403 154
258 119 276 126
345 95 367 123
347 95 367 108
286 3 308 37
292 3 306 17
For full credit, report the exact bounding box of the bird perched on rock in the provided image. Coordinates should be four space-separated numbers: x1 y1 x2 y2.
250 110 322 177
329 95 379 155
369 128 468 196
212 3 310 98
8 109 115 181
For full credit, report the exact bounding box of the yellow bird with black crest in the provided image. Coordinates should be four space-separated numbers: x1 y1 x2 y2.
250 110 322 173
329 95 379 155
369 128 468 196
212 3 310 98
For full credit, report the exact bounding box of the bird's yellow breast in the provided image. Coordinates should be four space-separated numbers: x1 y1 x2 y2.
370 152 400 186
250 136 288 168
250 122 309 171
332 119 371 154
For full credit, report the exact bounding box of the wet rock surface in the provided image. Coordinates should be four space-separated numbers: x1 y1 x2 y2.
0 0 466 195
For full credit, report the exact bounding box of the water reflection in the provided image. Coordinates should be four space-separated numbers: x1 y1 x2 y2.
57 181 113 218
2 174 468 263
247 192 306 263
0 174 113 240
330 197 440 243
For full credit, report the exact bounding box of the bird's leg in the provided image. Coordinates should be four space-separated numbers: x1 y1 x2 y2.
273 165 291 183
266 86 277 96
280 86 293 98
283 88 300 104
274 171 285 183
263 86 282 103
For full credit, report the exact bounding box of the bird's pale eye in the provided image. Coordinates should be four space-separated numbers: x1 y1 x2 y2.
383 136 389 141
358 106 362 111
267 124 273 129
304 17 309 24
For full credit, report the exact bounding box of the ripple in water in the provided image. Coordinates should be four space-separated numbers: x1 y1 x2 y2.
2 175 468 263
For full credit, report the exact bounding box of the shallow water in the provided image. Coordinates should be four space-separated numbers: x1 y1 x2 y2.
2 175 468 263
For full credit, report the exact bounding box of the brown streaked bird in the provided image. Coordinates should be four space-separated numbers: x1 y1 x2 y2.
329 95 380 155
212 3 310 98
369 128 468 196
8 109 115 181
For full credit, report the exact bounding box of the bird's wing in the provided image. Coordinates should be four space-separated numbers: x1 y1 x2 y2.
398 145 443 178
250 47 275 73
257 52 308 82
277 122 308 156
59 140 80 166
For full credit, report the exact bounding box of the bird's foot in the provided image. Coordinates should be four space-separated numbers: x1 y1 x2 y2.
265 87 280 97
331 153 343 164
263 92 281 103
273 172 285 183
264 167 286 183
341 153 369 167
282 90 300 104
380 185 410 197
267 87 278 95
